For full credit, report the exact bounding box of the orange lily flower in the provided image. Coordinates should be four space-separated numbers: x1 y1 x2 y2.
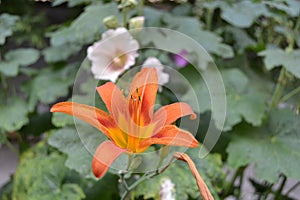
51 68 198 178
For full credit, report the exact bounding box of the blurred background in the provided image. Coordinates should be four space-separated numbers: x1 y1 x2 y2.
1 0 300 199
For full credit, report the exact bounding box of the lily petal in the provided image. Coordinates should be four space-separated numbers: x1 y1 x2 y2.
92 141 126 178
153 102 196 127
174 152 214 200
96 82 121 115
139 125 198 148
129 68 158 124
50 102 116 139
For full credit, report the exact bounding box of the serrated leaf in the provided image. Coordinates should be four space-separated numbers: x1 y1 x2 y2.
21 63 77 111
259 49 300 79
144 7 164 27
0 14 19 45
225 26 256 53
142 7 233 65
162 13 204 34
134 147 224 200
0 98 29 132
182 68 266 130
265 0 300 17
227 109 300 182
192 30 234 59
162 13 233 59
220 1 268 28
48 2 119 59
12 143 85 200
222 69 266 130
48 126 105 178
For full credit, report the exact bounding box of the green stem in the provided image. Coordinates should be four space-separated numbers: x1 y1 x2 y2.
270 68 287 109
293 15 300 41
138 0 144 16
1 73 8 99
123 8 127 28
120 155 177 199
205 9 213 31
285 181 300 195
280 86 300 102
120 173 129 191
274 175 287 200
223 166 246 197
120 173 149 200
237 168 245 198
127 154 133 171
5 138 19 156
262 183 274 200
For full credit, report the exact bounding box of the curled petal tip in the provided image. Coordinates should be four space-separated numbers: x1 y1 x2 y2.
50 102 66 112
191 139 199 148
190 113 197 120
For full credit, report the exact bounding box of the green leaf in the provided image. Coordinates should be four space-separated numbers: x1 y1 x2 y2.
21 63 77 111
12 142 85 200
227 109 300 182
182 68 266 130
0 62 18 77
0 13 19 45
171 4 192 16
142 7 233 63
0 48 39 76
225 26 256 53
52 112 74 127
52 0 92 7
43 44 81 63
222 69 266 130
48 2 119 59
134 147 224 200
259 49 300 79
265 0 300 17
144 7 164 27
5 48 40 66
48 126 105 178
0 97 29 132
220 1 268 28
0 129 6 147
162 13 233 59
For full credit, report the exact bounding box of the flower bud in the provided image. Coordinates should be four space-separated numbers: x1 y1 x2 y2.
129 16 145 30
159 145 171 160
120 0 138 10
103 15 119 29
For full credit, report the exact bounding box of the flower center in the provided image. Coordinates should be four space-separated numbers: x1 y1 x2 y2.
112 54 128 69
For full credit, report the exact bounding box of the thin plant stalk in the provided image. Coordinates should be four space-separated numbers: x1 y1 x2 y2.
280 86 300 103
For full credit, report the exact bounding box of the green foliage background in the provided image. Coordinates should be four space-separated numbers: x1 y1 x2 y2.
0 0 300 199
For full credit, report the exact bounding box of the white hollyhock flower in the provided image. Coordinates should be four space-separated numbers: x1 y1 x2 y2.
142 57 169 92
159 178 175 200
87 27 139 82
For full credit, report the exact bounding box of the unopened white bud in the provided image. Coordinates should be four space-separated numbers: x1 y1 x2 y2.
129 16 145 30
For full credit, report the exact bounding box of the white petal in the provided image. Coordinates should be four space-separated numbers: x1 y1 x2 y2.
87 28 139 82
142 57 170 90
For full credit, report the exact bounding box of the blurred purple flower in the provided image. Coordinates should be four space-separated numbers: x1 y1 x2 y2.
173 49 188 68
